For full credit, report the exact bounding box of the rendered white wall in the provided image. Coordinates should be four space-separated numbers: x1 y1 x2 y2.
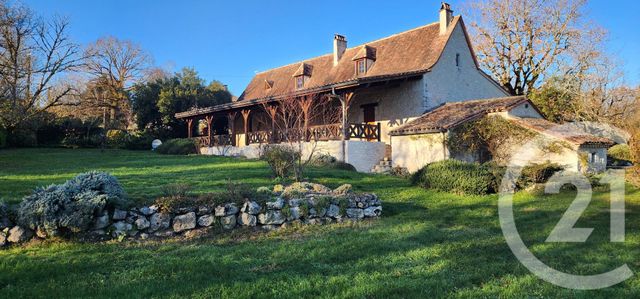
391 133 448 173
422 23 509 110
201 140 386 173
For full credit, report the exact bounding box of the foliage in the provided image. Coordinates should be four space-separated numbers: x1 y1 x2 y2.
261 145 300 179
529 77 580 122
389 166 410 178
16 171 128 237
106 130 128 149
448 115 537 163
36 116 104 148
310 153 356 171
161 183 192 197
155 138 197 155
154 180 264 213
0 127 7 148
411 160 498 195
608 144 632 163
517 162 564 188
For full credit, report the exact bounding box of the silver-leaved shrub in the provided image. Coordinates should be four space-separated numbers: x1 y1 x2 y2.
17 171 128 237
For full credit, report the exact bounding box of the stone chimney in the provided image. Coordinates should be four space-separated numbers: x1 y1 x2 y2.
439 2 453 35
333 34 347 66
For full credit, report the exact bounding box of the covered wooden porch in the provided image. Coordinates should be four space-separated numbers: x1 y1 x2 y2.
176 91 381 148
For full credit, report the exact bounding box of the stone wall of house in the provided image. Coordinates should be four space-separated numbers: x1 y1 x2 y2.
201 140 386 173
348 79 425 144
505 102 543 119
391 133 448 173
578 146 608 173
422 23 510 110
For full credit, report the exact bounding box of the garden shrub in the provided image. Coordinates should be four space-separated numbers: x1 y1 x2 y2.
156 138 197 155
411 159 496 195
261 145 299 179
608 144 632 166
106 130 128 149
389 166 410 178
517 161 564 188
482 161 506 192
161 183 192 197
124 131 154 150
310 153 356 171
16 171 129 237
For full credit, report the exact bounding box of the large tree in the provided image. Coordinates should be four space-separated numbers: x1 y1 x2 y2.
131 67 232 137
83 36 151 129
465 0 604 95
0 1 83 132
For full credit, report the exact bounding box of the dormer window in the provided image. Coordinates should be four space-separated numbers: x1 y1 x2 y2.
356 59 367 75
352 45 376 77
293 63 312 89
295 76 304 89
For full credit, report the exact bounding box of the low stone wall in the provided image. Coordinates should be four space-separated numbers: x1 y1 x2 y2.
0 184 383 246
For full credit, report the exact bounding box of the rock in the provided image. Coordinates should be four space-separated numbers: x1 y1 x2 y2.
196 206 211 216
140 233 150 240
153 230 174 238
309 207 326 218
307 218 323 225
111 221 132 233
288 207 302 220
0 216 12 230
7 226 33 243
197 214 215 227
35 226 48 239
0 231 6 246
258 210 286 225
266 198 285 210
127 230 138 237
225 203 239 215
326 204 340 218
238 213 257 226
134 217 150 230
175 206 195 214
112 209 127 220
241 201 261 215
221 215 236 229
149 213 171 232
288 198 304 207
173 212 197 232
125 215 137 224
333 184 353 195
346 208 364 219
139 206 157 216
214 206 226 217
94 211 110 230
364 206 382 217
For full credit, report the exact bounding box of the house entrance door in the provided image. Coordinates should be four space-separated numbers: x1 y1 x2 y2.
362 104 377 141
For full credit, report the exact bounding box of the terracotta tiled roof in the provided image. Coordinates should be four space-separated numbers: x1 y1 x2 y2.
237 16 465 102
389 96 528 135
508 118 615 146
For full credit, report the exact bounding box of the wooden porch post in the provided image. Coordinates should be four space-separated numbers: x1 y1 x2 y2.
339 92 354 162
266 105 278 143
299 96 313 142
227 112 237 146
186 118 193 138
205 115 214 146
241 109 251 146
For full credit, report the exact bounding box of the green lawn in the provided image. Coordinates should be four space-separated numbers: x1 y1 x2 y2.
1 148 640 298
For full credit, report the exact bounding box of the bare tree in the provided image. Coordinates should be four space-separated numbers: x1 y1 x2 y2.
0 1 84 131
261 93 342 180
464 0 605 95
83 36 151 129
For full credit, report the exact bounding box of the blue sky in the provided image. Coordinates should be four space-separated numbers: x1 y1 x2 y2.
25 0 640 96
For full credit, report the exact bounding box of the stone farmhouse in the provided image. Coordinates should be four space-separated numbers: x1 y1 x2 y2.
176 3 613 173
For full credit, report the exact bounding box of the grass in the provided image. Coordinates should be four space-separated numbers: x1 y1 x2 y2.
1 148 640 298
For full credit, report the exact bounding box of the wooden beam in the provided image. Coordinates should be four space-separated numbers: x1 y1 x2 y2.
241 109 251 145
186 118 193 138
205 115 214 146
227 112 237 146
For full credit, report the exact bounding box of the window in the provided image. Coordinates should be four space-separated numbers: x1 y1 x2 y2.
356 59 367 75
295 76 304 89
525 104 529 109
590 152 597 163
455 53 460 67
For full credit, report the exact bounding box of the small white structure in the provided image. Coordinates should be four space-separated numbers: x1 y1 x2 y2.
151 139 162 150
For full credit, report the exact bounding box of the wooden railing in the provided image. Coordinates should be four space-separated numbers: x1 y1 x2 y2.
244 123 380 144
194 134 233 147
346 123 381 142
